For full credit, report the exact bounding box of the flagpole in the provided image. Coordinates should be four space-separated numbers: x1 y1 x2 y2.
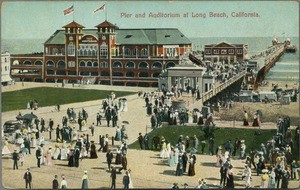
73 4 75 21
105 4 107 20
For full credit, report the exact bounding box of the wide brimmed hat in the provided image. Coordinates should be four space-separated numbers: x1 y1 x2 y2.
262 169 269 173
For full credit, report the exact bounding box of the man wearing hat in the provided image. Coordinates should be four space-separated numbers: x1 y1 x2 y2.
138 133 144 149
23 168 32 189
122 171 130 189
12 149 19 170
35 146 42 168
74 146 80 167
52 175 59 190
111 166 117 189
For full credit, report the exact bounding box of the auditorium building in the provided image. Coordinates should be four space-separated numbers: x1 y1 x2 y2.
10 20 192 87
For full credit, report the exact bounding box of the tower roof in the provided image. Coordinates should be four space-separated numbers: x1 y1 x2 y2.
95 20 118 28
63 21 85 28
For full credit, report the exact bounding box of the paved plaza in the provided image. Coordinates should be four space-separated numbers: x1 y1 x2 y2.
1 82 299 189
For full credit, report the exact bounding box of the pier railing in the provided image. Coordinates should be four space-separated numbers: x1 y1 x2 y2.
201 70 247 103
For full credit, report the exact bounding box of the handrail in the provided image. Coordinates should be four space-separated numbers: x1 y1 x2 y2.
201 70 246 103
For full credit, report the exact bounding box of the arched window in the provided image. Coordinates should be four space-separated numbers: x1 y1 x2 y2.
166 62 175 68
126 62 135 69
24 61 32 65
112 72 124 77
113 62 122 68
93 62 99 67
88 50 92 56
87 61 92 67
84 49 88 56
139 62 149 69
141 48 148 56
34 60 43 66
126 72 134 77
92 50 97 56
133 48 138 56
80 61 86 67
139 72 149 78
52 48 58 55
57 61 65 68
46 60 54 67
152 62 162 69
125 49 131 56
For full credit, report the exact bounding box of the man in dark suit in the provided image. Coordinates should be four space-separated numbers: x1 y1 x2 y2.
123 171 130 189
105 107 112 127
96 113 102 126
24 138 31 154
106 149 114 171
111 166 117 189
35 147 42 168
12 149 19 170
52 175 59 190
23 168 32 189
56 125 60 142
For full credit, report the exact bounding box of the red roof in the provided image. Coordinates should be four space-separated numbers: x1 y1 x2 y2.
63 21 85 28
95 20 118 28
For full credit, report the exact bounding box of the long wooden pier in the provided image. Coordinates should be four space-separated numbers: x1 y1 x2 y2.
199 43 286 104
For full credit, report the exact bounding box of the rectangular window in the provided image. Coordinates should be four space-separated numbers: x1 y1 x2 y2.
228 49 234 54
68 44 75 56
237 49 243 54
68 61 75 67
100 47 108 59
5 66 7 71
205 49 211 54
100 62 108 68
221 49 227 54
213 49 219 54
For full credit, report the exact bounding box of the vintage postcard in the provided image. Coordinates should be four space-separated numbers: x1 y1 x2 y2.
1 1 299 189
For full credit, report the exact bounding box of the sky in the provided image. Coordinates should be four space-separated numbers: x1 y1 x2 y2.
1 1 299 40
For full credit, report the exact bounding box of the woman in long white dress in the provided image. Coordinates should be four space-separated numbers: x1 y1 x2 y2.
160 141 169 158
2 139 11 155
30 133 36 148
123 100 128 112
60 142 68 160
128 169 133 189
53 144 61 160
45 147 53 166
81 120 87 131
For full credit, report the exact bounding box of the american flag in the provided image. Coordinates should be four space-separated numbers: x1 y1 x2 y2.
64 5 74 16
93 4 105 14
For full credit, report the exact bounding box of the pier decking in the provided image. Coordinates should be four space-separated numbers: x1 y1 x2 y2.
198 43 286 104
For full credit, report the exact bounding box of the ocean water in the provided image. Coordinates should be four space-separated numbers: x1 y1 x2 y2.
2 37 299 81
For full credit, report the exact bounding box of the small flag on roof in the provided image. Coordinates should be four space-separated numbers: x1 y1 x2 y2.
93 4 105 14
64 5 74 16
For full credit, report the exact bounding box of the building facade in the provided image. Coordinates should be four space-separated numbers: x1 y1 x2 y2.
1 52 13 85
204 42 248 63
10 20 192 87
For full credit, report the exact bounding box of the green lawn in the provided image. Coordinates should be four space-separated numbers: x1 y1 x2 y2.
2 87 136 112
129 125 299 160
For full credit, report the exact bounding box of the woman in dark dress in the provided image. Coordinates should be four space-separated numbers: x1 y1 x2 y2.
226 165 234 188
115 147 122 164
90 141 98 159
68 148 74 167
188 155 195 176
175 155 183 176
252 112 259 127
